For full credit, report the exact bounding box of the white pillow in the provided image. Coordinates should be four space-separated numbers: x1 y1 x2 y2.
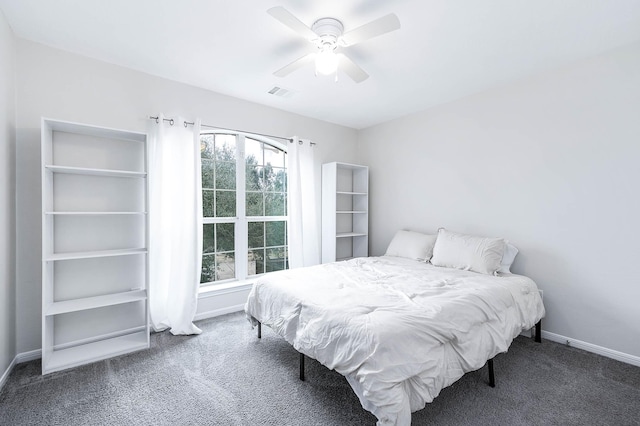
430 229 506 275
385 230 437 261
498 242 519 274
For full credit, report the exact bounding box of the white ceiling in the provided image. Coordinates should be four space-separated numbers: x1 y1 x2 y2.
2 0 640 129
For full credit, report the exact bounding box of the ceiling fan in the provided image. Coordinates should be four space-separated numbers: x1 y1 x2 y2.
267 6 401 83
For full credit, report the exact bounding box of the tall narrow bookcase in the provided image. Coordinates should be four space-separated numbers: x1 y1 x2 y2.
41 118 150 375
322 162 369 263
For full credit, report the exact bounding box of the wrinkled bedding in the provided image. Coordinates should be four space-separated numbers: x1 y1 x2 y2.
245 256 545 425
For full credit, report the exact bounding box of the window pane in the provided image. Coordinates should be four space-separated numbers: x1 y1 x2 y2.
203 190 214 217
264 145 285 168
203 224 215 253
216 223 235 252
201 159 214 189
215 253 235 280
215 161 236 190
263 165 276 192
201 135 214 159
245 138 263 166
201 254 215 283
266 247 286 272
249 249 265 275
215 191 236 217
214 135 236 162
273 168 286 192
248 221 264 249
265 221 286 247
246 165 262 191
246 192 264 217
265 193 285 216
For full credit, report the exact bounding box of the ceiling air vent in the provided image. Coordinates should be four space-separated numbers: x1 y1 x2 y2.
268 86 295 98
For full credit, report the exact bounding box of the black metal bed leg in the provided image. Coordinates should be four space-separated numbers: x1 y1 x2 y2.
535 320 542 343
299 353 305 381
487 358 495 388
257 322 261 339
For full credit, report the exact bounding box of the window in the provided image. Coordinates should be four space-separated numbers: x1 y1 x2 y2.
200 132 288 286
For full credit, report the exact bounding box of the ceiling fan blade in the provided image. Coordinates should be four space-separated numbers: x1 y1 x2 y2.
341 13 401 46
267 6 317 40
274 53 316 77
337 54 369 83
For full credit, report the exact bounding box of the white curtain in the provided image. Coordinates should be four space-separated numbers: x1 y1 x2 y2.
288 137 320 268
147 114 203 335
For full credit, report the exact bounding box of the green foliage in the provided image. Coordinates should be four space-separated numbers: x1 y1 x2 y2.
265 193 285 216
203 224 215 253
248 221 264 249
201 254 215 283
266 221 286 246
215 191 235 217
245 192 263 216
216 223 234 252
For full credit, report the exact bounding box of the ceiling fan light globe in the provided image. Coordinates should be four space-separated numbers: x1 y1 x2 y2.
316 50 338 75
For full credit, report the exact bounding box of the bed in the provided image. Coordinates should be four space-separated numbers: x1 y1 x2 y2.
245 229 545 425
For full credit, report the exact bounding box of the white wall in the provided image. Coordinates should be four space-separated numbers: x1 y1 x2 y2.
0 10 16 379
15 39 359 353
14 36 640 363
358 42 640 359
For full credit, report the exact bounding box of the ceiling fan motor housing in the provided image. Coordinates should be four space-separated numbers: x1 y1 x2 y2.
311 18 344 48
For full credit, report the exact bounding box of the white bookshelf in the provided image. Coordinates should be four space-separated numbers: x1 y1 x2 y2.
45 290 147 316
322 162 369 263
41 118 150 375
45 248 147 262
44 331 149 373
45 212 147 215
45 165 147 178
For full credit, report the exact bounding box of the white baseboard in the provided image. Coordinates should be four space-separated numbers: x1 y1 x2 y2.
194 303 245 322
15 349 41 363
0 356 17 392
542 331 640 367
0 349 41 392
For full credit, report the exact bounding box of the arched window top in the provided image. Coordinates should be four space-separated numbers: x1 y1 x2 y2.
200 129 287 154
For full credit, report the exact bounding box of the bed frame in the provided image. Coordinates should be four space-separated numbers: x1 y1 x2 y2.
254 319 542 386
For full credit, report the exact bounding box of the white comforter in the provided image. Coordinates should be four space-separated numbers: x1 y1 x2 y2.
245 256 545 425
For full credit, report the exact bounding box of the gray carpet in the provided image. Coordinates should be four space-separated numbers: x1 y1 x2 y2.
1 312 639 425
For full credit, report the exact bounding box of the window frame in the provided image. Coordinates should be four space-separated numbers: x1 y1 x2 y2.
200 130 288 287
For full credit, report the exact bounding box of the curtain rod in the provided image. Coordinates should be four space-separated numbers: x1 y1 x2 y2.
148 116 315 146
